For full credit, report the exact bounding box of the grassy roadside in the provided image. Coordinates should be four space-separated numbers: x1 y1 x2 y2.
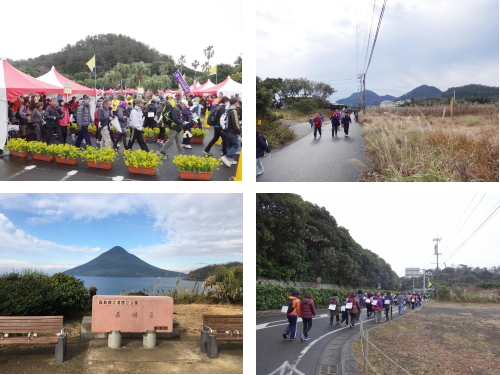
352 302 500 374
359 109 499 181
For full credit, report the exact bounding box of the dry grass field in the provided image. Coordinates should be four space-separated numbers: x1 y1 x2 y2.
359 105 499 181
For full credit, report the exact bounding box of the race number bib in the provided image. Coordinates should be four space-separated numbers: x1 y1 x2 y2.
329 304 336 311
346 302 353 309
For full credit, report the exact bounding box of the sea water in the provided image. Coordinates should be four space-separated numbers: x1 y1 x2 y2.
74 276 203 296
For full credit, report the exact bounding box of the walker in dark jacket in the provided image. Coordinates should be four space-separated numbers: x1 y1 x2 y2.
331 114 340 137
341 114 352 136
256 132 271 177
43 105 64 144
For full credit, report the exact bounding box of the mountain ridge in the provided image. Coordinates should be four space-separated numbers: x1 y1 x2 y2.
64 246 185 278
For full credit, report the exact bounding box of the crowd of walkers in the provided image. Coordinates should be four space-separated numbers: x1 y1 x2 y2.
282 289 428 341
7 91 242 167
309 109 358 138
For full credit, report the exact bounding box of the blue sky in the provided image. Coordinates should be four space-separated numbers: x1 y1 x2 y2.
257 0 499 101
0 194 243 275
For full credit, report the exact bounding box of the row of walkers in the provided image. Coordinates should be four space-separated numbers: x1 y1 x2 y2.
309 110 354 138
282 289 427 341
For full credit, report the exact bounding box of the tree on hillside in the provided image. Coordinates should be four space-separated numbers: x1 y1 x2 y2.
114 63 130 90
191 60 200 80
201 61 210 73
103 70 121 89
130 61 150 87
204 265 243 304
177 55 186 74
234 54 242 73
203 46 214 67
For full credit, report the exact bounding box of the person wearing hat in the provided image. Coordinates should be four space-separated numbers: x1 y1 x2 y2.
125 99 149 152
283 290 301 340
74 96 94 148
126 95 134 107
143 100 158 129
167 95 175 108
98 100 116 149
43 98 65 145
158 99 185 158
345 291 361 328
383 291 394 321
220 97 242 167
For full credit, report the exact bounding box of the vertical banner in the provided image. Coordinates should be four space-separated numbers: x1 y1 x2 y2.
173 71 191 95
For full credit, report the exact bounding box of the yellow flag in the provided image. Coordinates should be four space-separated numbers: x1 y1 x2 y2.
86 55 95 71
208 65 217 76
428 281 432 287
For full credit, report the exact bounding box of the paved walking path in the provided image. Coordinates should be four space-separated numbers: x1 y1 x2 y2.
257 115 371 182
257 303 424 375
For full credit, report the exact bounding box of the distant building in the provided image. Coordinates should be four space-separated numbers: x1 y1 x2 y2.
380 100 396 108
394 99 411 107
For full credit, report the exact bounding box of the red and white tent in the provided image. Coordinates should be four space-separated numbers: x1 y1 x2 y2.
196 77 242 97
0 58 64 150
192 80 216 95
37 66 94 96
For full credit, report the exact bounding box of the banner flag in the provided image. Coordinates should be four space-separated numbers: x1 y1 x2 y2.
86 55 96 71
173 71 191 95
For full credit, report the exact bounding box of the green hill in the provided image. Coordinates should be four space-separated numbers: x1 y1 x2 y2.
337 90 396 106
8 34 174 77
184 262 243 281
397 85 443 100
441 84 499 100
257 194 399 289
64 246 185 278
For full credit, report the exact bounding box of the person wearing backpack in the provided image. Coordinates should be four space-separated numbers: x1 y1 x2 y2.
158 100 186 158
373 294 384 323
383 291 393 321
283 290 301 340
17 100 30 139
43 98 65 145
143 101 157 128
113 102 128 150
157 102 172 146
203 96 229 156
331 112 340 137
74 97 94 148
346 291 361 328
220 98 241 168
98 100 116 149
365 293 374 319
300 292 316 342
341 112 352 136
256 130 271 178
328 293 340 326
181 100 193 149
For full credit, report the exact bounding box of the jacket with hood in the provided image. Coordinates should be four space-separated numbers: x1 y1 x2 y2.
43 105 64 127
76 102 93 127
286 296 301 317
346 296 361 314
301 298 316 319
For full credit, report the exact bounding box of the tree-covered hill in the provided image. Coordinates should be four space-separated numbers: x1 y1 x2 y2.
257 194 399 290
184 262 243 281
441 84 499 100
397 84 443 100
337 90 396 106
7 34 242 91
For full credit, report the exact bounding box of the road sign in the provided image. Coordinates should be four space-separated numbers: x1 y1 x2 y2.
63 84 72 95
316 277 322 283
405 268 421 278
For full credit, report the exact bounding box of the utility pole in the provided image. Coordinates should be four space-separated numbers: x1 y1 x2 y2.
433 237 442 301
362 73 366 115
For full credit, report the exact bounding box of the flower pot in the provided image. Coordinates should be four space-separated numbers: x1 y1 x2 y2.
179 170 212 180
192 124 200 129
86 160 112 169
190 137 204 144
127 165 156 175
143 136 148 141
89 132 95 137
32 153 53 161
55 156 79 165
70 130 76 134
10 150 28 158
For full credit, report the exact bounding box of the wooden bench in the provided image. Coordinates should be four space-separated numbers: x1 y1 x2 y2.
200 315 243 359
0 316 67 363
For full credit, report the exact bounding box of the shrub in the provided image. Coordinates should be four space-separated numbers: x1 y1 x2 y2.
204 265 243 304
123 149 166 169
27 141 53 155
172 154 222 172
258 120 295 148
256 284 348 310
81 147 118 163
0 269 90 316
293 98 319 114
50 144 82 159
6 138 29 152
191 128 209 138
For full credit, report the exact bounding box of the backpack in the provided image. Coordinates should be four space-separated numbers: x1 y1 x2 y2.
221 108 239 130
162 106 173 126
207 109 218 126
281 299 295 314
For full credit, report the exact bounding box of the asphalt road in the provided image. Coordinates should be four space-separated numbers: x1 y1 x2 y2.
0 126 239 181
257 306 408 375
257 115 371 182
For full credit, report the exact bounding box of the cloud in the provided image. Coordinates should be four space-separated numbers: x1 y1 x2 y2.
0 214 100 254
0 258 78 274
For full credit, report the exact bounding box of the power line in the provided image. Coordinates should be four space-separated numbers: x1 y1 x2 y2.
364 0 388 75
363 0 378 75
441 193 477 254
444 200 500 263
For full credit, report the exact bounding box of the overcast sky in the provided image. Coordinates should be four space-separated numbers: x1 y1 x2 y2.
0 1 241 69
298 193 499 279
0 194 242 275
257 0 499 101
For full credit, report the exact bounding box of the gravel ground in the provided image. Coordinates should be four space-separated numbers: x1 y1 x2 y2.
352 302 500 374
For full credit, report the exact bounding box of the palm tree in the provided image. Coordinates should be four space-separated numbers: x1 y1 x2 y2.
158 63 169 76
113 63 130 89
191 60 200 80
130 61 151 87
177 55 186 74
234 54 242 73
201 61 211 73
203 46 214 67
103 71 121 89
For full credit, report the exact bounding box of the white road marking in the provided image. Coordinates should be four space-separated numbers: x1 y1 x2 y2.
112 176 124 181
256 314 329 330
1 165 36 181
60 170 78 181
268 361 306 375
